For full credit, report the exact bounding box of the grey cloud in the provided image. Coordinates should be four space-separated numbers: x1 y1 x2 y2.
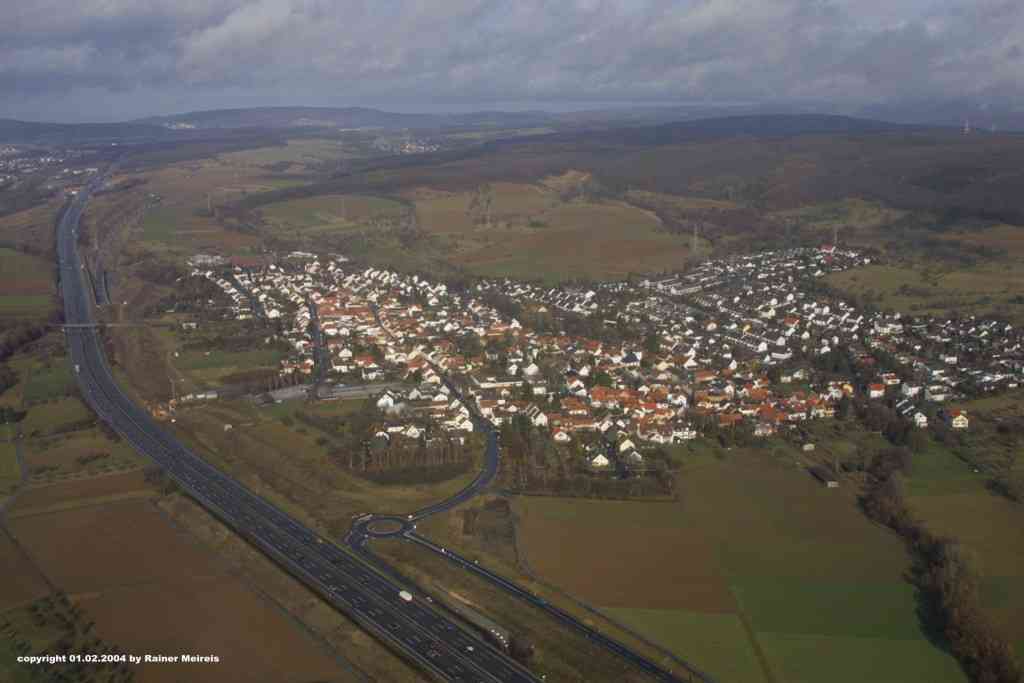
1 0 1022 121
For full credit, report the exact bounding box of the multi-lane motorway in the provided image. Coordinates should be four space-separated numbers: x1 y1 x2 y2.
356 310 710 683
58 179 539 683
59 178 707 683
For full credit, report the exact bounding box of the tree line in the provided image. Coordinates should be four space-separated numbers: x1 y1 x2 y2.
862 447 1021 683
288 401 480 479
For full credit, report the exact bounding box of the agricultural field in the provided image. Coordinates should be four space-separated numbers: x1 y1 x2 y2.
174 347 285 387
0 200 60 256
939 222 1024 255
900 393 1024 661
0 593 138 683
22 360 75 404
0 530 48 611
512 449 967 683
821 221 1024 323
19 396 92 436
120 153 315 254
259 193 406 237
0 440 20 497
443 127 556 141
603 608 767 683
625 190 741 212
771 198 906 244
157 491 425 682
5 490 358 683
138 203 259 253
242 180 706 282
909 485 1024 660
825 259 1024 324
22 427 144 485
0 294 51 322
7 470 156 517
217 137 359 169
0 248 53 296
396 181 697 282
374 536 662 683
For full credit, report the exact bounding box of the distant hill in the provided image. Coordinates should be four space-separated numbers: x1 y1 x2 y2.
0 118 172 144
526 114 923 147
136 106 562 131
1 107 937 146
138 105 839 134
857 99 1024 133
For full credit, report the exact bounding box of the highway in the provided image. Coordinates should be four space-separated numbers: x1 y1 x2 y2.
403 534 714 683
360 309 710 683
58 179 539 683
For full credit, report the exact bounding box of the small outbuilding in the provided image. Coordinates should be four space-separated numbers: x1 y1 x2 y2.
809 465 839 488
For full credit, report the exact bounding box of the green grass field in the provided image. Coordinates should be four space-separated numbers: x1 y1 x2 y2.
260 194 405 235
217 138 356 166
260 396 366 420
0 441 21 496
604 607 766 683
139 205 181 242
731 578 924 639
772 198 906 242
905 443 988 496
796 396 1024 665
20 397 93 436
909 485 1024 618
394 183 700 282
0 295 52 319
22 427 143 480
444 127 556 141
177 348 284 372
457 200 694 282
514 449 969 682
0 247 53 295
23 362 74 403
758 632 964 683
0 202 60 256
826 261 1024 323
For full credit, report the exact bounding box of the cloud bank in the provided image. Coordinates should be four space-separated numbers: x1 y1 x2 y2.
3 0 1022 121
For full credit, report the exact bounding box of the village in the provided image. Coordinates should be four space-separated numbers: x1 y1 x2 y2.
0 144 97 191
186 245 1024 489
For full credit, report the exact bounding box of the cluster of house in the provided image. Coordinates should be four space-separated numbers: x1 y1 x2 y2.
189 245 1024 469
476 279 632 318
0 147 95 191
371 136 441 155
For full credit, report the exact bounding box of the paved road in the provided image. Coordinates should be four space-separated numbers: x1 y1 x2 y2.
360 308 710 683
306 296 329 386
405 534 714 683
58 178 539 683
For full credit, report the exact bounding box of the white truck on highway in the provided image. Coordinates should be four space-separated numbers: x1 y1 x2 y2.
398 590 413 603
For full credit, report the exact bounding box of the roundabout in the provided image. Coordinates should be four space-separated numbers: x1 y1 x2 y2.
355 515 413 539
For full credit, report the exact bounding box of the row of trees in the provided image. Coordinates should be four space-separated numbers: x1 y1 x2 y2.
0 321 48 363
290 400 480 477
2 591 136 682
862 448 1021 682
496 415 675 499
144 274 231 319
1 320 59 413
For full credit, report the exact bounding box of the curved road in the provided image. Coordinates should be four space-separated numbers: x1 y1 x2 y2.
357 308 711 683
59 178 538 683
63 178 708 683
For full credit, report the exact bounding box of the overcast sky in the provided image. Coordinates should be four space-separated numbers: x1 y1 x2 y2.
3 0 1022 122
